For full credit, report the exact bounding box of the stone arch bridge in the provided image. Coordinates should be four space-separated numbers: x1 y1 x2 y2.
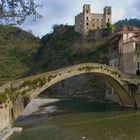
0 63 140 130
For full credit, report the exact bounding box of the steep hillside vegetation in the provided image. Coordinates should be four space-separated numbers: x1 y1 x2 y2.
33 25 109 73
0 24 109 87
0 25 40 84
0 24 110 100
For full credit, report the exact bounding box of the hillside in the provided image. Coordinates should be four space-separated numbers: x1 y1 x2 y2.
33 25 109 73
0 24 109 87
0 25 40 84
0 24 110 100
115 18 140 28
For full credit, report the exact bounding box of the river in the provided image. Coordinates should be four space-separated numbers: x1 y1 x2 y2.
7 97 140 140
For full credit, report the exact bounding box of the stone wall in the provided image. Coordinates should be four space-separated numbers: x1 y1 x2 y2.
12 97 24 121
105 85 121 105
42 73 106 101
0 97 24 132
74 5 112 35
0 103 11 131
122 52 136 75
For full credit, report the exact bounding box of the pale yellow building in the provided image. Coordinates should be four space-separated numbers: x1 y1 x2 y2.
74 4 112 35
109 26 140 75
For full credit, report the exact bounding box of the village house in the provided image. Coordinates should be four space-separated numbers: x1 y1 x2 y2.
109 25 140 75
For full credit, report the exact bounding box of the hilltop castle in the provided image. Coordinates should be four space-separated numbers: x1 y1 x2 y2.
74 4 112 35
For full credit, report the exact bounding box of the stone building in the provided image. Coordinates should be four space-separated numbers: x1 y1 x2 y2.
74 4 112 35
109 25 140 75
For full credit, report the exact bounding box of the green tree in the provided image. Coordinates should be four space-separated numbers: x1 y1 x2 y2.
106 22 113 36
0 0 42 25
115 18 140 28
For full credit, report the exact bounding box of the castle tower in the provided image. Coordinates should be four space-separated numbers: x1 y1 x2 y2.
83 4 91 14
104 6 112 27
83 4 91 35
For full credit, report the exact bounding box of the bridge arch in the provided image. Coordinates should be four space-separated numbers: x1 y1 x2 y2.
21 63 136 108
0 63 139 131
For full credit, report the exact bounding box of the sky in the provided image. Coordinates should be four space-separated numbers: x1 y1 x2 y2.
18 0 140 37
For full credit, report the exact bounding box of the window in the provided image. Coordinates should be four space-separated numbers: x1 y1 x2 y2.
93 24 95 27
137 53 140 57
137 61 140 69
108 12 110 15
87 10 89 13
87 22 88 26
108 18 110 22
87 17 89 20
136 43 140 51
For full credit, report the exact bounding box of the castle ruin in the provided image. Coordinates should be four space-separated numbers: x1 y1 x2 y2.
74 4 112 35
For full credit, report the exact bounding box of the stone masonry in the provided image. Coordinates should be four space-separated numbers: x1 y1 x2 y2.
74 4 112 35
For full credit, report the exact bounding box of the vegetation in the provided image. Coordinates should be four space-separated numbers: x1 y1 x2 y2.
1 22 128 85
115 18 140 28
0 85 16 103
106 22 113 36
33 25 109 72
21 77 46 88
47 75 57 82
0 0 42 24
30 25 110 99
0 25 40 85
0 77 46 103
78 66 93 72
1 18 139 102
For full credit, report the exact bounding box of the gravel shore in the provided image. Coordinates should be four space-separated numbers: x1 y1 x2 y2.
22 98 59 116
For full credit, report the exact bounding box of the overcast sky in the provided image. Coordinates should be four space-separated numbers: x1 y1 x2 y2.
18 0 140 37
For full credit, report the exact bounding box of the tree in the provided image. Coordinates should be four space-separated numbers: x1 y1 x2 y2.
106 22 113 36
0 0 42 25
115 18 140 28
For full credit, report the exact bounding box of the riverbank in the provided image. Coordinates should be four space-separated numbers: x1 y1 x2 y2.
21 98 59 116
16 98 59 126
0 127 22 140
0 98 59 140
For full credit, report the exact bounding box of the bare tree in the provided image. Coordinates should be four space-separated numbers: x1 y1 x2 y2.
0 0 42 25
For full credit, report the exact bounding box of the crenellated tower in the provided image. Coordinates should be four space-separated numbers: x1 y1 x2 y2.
83 4 91 34
104 6 112 27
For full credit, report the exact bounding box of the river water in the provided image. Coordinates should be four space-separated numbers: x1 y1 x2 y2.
8 98 140 140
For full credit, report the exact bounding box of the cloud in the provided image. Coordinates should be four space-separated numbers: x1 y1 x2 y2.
125 0 140 18
18 0 140 37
